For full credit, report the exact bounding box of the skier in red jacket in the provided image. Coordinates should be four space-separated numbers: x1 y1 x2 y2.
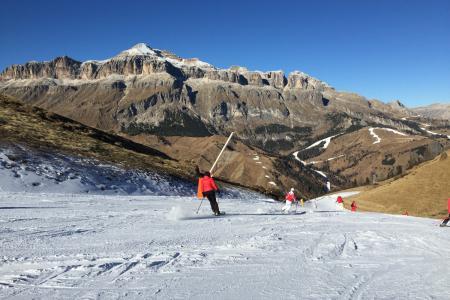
201 172 222 216
282 188 297 213
351 201 357 212
336 196 344 209
440 198 450 227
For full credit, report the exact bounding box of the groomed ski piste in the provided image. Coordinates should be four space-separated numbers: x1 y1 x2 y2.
1 190 450 299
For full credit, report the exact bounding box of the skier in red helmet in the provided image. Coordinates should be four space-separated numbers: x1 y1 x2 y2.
336 196 344 209
351 201 357 212
282 188 297 213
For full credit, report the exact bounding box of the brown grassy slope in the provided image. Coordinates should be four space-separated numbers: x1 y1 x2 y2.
124 134 327 199
306 127 443 185
346 150 450 219
0 94 196 180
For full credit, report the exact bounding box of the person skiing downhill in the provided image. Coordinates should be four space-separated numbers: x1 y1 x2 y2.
336 196 344 209
201 172 222 216
351 201 357 212
440 198 450 227
282 188 297 213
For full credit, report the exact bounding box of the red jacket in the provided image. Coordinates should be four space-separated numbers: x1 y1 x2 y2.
336 196 343 203
351 201 357 211
202 175 218 193
285 192 296 202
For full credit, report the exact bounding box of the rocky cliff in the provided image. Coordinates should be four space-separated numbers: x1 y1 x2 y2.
1 43 448 195
1 43 423 153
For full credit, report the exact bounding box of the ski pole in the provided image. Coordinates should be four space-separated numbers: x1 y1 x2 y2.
196 198 204 214
209 132 234 206
196 132 234 214
210 132 234 174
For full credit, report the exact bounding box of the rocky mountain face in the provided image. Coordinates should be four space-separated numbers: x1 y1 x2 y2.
412 103 450 120
1 43 448 196
0 43 412 152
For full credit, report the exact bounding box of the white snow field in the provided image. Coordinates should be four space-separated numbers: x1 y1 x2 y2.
1 192 450 299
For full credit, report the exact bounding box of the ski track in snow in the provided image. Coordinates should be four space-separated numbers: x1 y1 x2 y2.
420 127 450 140
368 127 408 144
305 134 340 150
292 152 328 180
368 128 381 144
313 170 327 178
1 192 449 299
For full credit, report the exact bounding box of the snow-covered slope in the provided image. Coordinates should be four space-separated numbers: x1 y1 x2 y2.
1 192 449 299
0 146 192 195
0 145 261 199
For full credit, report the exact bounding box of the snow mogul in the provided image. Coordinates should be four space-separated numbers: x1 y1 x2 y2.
201 172 222 216
282 188 297 213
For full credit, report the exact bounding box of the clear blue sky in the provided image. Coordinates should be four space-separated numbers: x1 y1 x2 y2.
1 0 449 107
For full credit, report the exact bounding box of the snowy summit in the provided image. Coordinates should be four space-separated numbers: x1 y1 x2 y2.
119 43 159 56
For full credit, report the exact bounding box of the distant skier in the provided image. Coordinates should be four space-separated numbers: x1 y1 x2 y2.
440 198 450 227
201 172 222 216
336 196 344 209
351 201 357 212
282 188 297 213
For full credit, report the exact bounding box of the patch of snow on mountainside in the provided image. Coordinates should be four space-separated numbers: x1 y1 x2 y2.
165 56 214 69
292 151 307 165
112 43 215 69
307 155 345 165
305 134 340 150
313 170 327 178
1 191 449 299
0 145 261 199
369 127 408 144
369 127 381 144
420 127 450 140
82 59 111 65
381 128 408 136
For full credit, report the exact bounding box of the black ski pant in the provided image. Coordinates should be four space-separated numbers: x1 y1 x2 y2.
203 190 220 214
442 214 450 226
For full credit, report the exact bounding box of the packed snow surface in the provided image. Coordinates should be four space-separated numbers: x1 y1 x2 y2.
1 192 449 299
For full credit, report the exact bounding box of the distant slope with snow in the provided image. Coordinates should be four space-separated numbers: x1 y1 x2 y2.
348 149 450 218
293 127 443 188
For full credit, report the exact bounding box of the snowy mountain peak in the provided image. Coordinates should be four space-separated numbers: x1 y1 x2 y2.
119 43 158 56
114 43 215 69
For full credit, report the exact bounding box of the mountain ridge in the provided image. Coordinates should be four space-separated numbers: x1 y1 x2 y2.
1 42 449 196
